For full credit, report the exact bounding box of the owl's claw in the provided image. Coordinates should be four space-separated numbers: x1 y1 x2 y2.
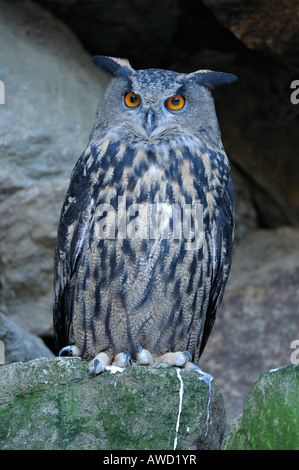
136 345 194 368
112 351 131 368
155 350 193 367
90 347 194 375
136 344 154 365
90 351 131 375
93 358 101 376
58 345 80 357
89 352 113 375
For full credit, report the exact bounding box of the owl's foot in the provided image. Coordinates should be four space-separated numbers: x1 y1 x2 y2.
136 344 154 365
155 350 193 367
58 345 81 357
136 345 193 368
89 352 113 375
89 350 131 376
112 351 131 368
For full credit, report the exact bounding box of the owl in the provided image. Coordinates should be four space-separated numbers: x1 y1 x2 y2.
53 56 237 375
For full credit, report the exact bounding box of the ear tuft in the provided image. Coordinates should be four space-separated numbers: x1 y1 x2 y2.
188 70 238 90
92 56 134 78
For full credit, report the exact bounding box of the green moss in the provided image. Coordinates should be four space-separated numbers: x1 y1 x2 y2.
94 366 179 449
222 365 299 450
0 358 225 450
0 392 59 450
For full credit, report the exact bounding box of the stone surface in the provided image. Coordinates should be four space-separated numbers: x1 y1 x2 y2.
0 312 54 365
216 62 299 229
0 358 226 450
222 365 299 450
0 0 106 335
202 0 299 72
200 227 299 425
33 0 180 68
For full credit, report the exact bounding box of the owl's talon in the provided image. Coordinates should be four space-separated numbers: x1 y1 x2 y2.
89 352 113 375
136 344 154 365
184 350 193 362
59 345 80 357
155 350 192 367
93 358 100 376
112 351 131 368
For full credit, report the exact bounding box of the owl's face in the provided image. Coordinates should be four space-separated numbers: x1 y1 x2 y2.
92 56 237 145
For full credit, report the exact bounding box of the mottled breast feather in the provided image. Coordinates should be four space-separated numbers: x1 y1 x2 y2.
53 129 234 363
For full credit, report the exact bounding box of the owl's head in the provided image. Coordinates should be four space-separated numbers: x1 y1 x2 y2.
92 56 237 144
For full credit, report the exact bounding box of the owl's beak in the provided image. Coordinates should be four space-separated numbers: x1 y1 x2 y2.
145 109 155 137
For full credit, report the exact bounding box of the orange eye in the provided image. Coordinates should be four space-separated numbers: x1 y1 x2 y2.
125 92 141 108
165 95 185 110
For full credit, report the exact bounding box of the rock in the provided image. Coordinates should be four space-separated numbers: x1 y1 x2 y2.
222 365 299 450
0 357 226 450
216 62 299 228
0 0 106 335
0 312 54 365
200 227 299 425
229 164 258 243
202 0 299 72
33 0 180 68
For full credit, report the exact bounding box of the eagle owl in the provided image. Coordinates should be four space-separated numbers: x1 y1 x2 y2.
53 56 237 374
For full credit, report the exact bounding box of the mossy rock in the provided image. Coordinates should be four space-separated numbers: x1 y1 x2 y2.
222 364 299 450
0 357 225 450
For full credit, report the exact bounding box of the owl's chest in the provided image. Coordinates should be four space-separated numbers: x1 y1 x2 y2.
87 142 222 253
95 142 219 208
